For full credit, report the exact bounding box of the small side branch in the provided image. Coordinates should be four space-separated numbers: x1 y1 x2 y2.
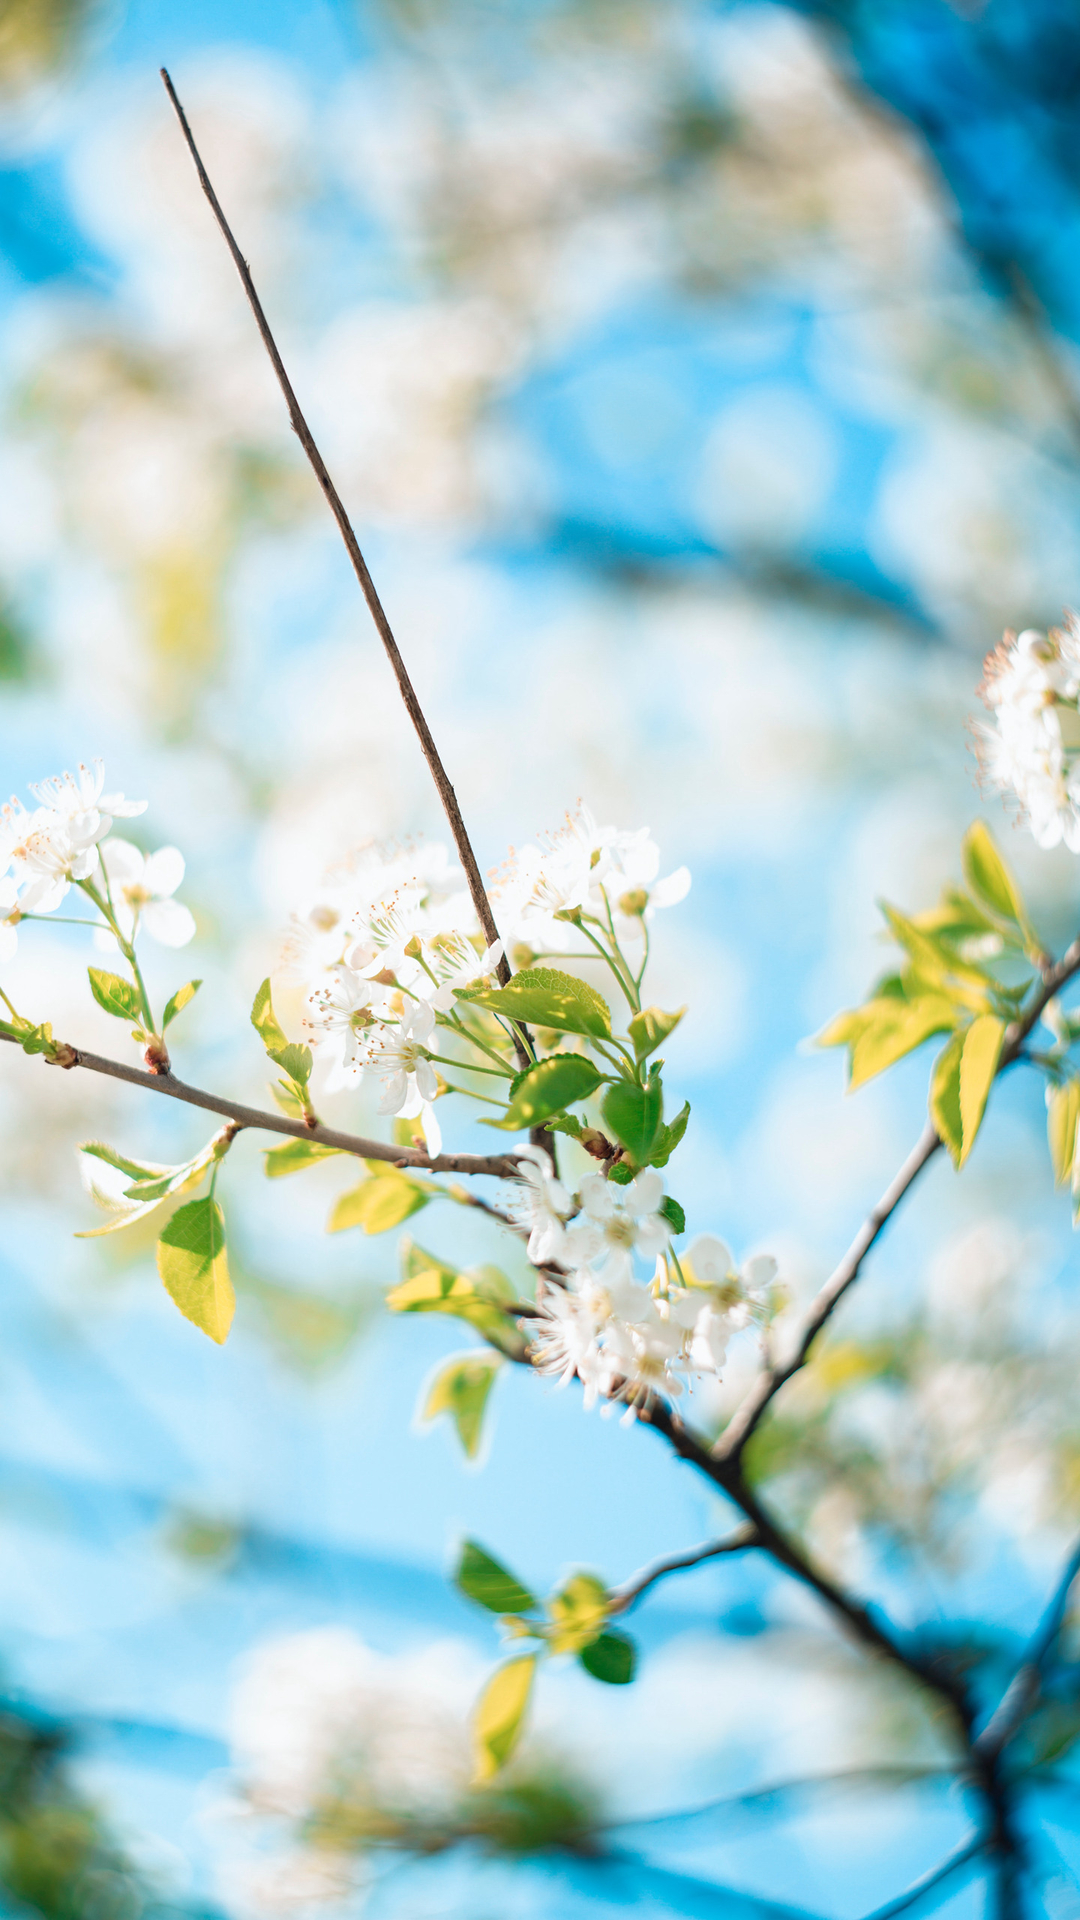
0 1029 520 1178
607 1525 760 1616
159 69 509 988
975 1528 1080 1760
857 1835 985 1920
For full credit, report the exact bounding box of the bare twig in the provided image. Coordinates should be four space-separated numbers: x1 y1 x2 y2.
975 1528 1080 1760
600 1765 956 1833
0 1029 519 1178
606 1524 760 1615
717 931 1080 1463
857 1835 985 1920
158 69 508 987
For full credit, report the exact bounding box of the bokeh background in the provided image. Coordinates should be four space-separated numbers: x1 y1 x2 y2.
5 0 1080 1913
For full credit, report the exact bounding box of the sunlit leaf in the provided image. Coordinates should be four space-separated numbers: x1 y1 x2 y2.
156 1197 234 1344
387 1242 522 1352
962 820 1028 927
250 976 289 1055
547 1572 609 1654
1048 1079 1080 1187
929 1028 965 1168
650 1100 689 1167
847 994 958 1091
263 1138 342 1179
162 979 201 1030
473 1655 537 1780
628 1005 685 1060
958 1014 1005 1166
87 967 142 1023
461 966 611 1040
329 1162 435 1232
482 1053 602 1131
423 1352 503 1459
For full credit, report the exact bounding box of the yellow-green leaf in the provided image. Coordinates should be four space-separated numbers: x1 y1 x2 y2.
329 1162 435 1233
815 1007 872 1050
472 1655 537 1781
264 1138 342 1179
162 979 201 1030
962 820 1028 927
483 1053 602 1132
547 1572 609 1654
628 1005 685 1060
387 1242 522 1352
929 1028 965 1168
847 995 958 1091
88 967 142 1023
251 977 288 1055
423 1352 503 1459
957 1013 1006 1166
1048 1080 1080 1187
156 1197 234 1344
461 966 611 1040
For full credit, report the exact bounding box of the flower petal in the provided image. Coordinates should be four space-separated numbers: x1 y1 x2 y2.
141 898 196 947
101 839 145 884
142 846 185 898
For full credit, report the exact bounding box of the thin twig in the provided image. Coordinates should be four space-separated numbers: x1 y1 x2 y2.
599 1765 956 1832
717 931 1080 1463
856 1835 985 1920
606 1525 760 1615
975 1528 1080 1760
0 1029 519 1178
158 69 508 987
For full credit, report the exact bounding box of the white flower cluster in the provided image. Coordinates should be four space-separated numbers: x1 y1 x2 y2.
0 758 194 962
977 620 1080 851
293 838 501 1148
516 1149 775 1414
490 801 690 952
295 805 687 1148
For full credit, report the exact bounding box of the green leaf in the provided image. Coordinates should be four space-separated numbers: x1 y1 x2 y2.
482 1053 602 1131
930 1028 965 1168
544 1111 584 1139
162 980 201 1030
957 1013 1006 1166
579 1630 636 1685
658 1195 685 1234
962 821 1028 927
78 1140 172 1184
455 1539 537 1614
251 977 289 1055
847 994 958 1091
329 1162 435 1233
263 1138 342 1179
88 968 142 1023
601 1071 663 1163
156 1198 234 1344
272 1042 312 1085
387 1242 521 1351
1048 1080 1080 1187
628 1005 685 1060
472 1655 537 1780
930 1017 1006 1169
880 904 994 998
547 1572 609 1654
269 1079 306 1117
423 1353 503 1460
461 966 611 1040
649 1100 689 1169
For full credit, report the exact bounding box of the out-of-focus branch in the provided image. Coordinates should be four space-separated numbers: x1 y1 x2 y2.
158 70 509 988
0 1029 520 1177
606 1524 760 1615
857 1835 986 1920
717 930 1080 1463
975 1529 1080 1761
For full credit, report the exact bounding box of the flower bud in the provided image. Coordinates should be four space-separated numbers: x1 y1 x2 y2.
618 888 649 917
404 934 423 959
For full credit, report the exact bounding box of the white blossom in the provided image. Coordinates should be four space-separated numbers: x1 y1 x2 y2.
305 969 383 1077
507 1144 576 1264
491 801 690 950
977 622 1080 851
0 876 18 964
568 1169 672 1280
423 932 503 1011
97 839 195 947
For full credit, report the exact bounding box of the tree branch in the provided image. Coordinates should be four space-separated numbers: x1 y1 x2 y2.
0 1029 520 1178
857 1835 985 1920
606 1524 760 1615
974 1528 1080 1761
158 69 509 987
716 929 1080 1463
